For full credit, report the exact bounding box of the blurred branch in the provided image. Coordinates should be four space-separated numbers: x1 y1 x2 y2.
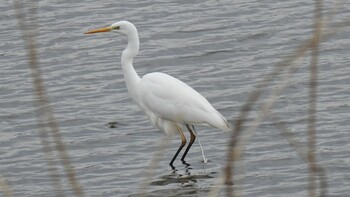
224 28 311 197
269 114 308 162
139 136 169 197
307 0 323 196
13 1 85 196
13 2 64 196
222 1 349 196
0 176 13 197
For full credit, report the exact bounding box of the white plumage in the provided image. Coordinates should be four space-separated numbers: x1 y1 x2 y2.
139 72 228 133
85 21 229 169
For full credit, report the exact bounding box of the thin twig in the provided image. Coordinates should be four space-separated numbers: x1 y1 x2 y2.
307 1 322 196
0 176 13 197
138 136 170 197
269 114 308 162
13 2 64 196
223 2 349 196
13 1 85 196
224 29 314 197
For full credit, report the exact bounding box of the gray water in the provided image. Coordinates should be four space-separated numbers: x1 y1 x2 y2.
1 0 350 196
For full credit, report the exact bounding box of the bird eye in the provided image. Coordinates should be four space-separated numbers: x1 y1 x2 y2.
114 26 120 30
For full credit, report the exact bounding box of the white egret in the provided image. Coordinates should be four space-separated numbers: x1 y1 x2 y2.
85 21 229 169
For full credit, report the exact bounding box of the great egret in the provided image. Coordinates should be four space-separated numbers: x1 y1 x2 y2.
85 21 229 169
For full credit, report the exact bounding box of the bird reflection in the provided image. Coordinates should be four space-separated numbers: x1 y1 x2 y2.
150 167 213 190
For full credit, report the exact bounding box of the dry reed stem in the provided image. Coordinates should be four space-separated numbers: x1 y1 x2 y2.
13 1 85 196
0 176 13 197
13 2 63 195
231 45 306 197
138 136 170 197
224 32 312 197
307 1 322 196
270 114 308 161
270 114 328 197
207 171 226 197
222 1 350 196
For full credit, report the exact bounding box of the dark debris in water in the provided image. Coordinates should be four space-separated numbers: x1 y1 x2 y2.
107 121 120 128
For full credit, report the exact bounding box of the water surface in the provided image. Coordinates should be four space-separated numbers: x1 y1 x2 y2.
1 0 349 196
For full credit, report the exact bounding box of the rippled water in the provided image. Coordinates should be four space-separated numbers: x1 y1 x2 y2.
1 0 349 196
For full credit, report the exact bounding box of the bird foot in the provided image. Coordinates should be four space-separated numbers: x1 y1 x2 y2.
169 163 177 171
181 160 191 167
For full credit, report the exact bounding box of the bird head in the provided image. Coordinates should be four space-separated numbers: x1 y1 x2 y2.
84 20 137 36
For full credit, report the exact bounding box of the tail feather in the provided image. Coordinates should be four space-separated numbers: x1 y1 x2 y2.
207 110 230 131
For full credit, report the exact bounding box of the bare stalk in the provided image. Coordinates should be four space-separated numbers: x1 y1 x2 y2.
138 136 169 197
13 1 85 196
0 176 13 197
223 1 347 195
307 0 322 196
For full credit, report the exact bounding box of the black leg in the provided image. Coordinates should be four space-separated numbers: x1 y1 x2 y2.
181 124 196 165
169 126 187 170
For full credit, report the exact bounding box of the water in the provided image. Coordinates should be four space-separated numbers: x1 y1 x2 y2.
1 0 349 196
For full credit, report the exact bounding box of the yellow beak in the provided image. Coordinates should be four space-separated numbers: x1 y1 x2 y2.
84 26 113 34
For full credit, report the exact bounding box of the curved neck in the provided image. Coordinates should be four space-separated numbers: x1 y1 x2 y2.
121 30 141 103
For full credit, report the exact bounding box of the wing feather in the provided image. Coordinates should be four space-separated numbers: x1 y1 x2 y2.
138 72 229 130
